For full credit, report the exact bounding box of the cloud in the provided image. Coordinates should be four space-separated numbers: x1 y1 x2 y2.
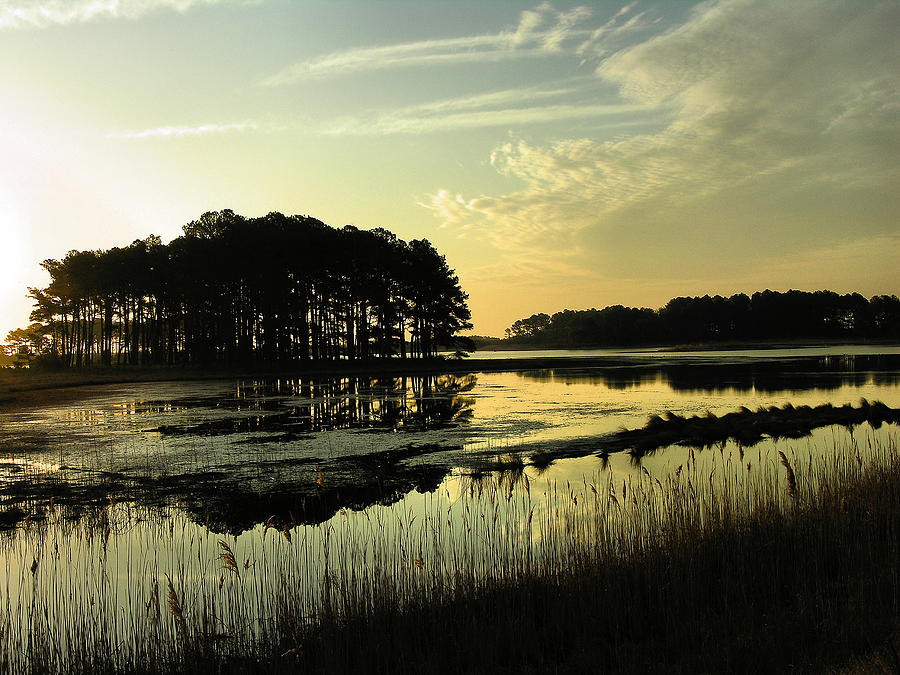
261 42 539 87
597 0 900 188
575 3 654 60
426 0 900 291
323 86 649 136
106 122 256 139
387 86 580 117
542 5 593 51
261 2 605 86
0 0 239 28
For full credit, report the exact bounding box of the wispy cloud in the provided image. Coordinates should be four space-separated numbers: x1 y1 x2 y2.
576 2 653 61
107 122 256 139
261 3 614 86
321 85 650 136
541 5 593 51
261 36 519 87
394 87 578 116
425 0 900 286
326 103 649 136
0 0 240 28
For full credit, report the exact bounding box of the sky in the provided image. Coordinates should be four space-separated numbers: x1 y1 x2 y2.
0 0 897 339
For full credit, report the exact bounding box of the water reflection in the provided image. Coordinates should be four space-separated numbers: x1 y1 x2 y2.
519 355 900 395
151 373 477 437
0 374 479 534
1 354 899 534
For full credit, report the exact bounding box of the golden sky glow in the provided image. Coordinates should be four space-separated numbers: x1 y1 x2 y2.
0 0 898 338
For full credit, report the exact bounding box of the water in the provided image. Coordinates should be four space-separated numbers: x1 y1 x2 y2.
466 344 900 360
0 349 898 532
1 348 899 668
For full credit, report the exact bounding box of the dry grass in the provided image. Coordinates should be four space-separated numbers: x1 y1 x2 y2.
0 429 898 673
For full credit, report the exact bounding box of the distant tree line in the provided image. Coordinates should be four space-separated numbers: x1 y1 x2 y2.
8 210 472 368
502 291 900 347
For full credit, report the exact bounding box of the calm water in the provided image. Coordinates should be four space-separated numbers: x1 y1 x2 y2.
467 344 900 360
1 349 898 531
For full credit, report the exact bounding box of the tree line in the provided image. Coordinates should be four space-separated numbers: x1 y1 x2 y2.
6 210 472 368
501 290 900 347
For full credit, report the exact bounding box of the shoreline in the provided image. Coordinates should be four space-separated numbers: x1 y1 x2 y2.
2 343 899 408
471 336 900 351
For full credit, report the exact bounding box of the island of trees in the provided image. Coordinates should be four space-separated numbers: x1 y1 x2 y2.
5 210 472 368
495 290 900 348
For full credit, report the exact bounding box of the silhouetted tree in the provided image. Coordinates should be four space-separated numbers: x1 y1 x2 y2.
20 211 472 367
4 323 50 368
505 313 551 339
502 290 900 348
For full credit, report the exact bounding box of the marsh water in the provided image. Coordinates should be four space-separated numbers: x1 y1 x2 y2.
1 347 899 532
1 347 900 666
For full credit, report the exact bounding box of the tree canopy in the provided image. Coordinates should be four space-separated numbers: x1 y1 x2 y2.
12 210 472 368
500 291 900 348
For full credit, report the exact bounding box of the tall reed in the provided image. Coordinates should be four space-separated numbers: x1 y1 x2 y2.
1 427 898 673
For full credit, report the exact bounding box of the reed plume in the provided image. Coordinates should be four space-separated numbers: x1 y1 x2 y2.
778 450 797 499
219 540 240 577
166 575 186 634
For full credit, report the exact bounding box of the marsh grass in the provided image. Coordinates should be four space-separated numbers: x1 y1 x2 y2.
1 429 899 673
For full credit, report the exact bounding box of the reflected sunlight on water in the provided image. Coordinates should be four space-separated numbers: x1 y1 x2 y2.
0 354 898 536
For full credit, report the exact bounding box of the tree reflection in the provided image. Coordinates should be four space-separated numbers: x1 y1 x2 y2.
154 373 477 437
0 374 480 534
516 356 900 395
